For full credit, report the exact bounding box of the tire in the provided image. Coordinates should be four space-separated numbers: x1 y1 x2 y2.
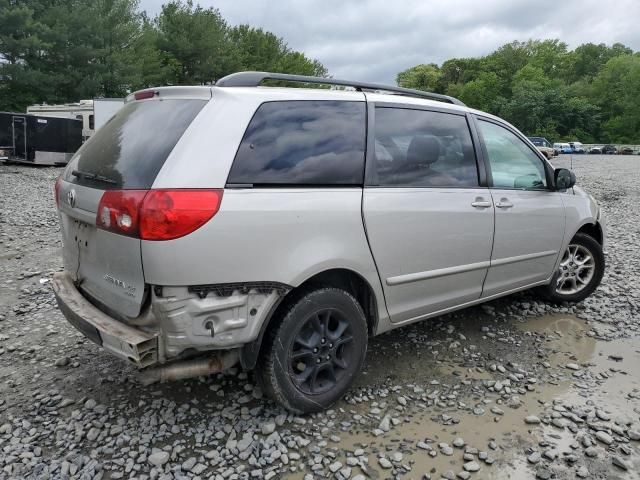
538 233 604 303
257 287 368 414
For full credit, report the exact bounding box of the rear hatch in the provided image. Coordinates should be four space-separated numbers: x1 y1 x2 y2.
57 90 209 319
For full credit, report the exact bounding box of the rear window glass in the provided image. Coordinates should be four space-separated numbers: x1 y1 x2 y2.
65 99 206 189
227 100 366 186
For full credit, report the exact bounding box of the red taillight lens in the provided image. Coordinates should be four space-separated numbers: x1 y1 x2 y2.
96 190 147 237
139 189 223 241
54 176 62 207
95 189 223 241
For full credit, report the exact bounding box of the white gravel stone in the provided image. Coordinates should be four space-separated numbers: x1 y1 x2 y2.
147 451 169 467
595 431 613 445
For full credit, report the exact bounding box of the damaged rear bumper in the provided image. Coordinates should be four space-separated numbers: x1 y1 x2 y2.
52 272 158 367
53 272 290 369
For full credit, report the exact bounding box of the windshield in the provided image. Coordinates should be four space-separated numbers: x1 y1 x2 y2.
64 99 207 189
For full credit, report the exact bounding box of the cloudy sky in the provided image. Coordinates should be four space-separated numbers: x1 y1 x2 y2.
140 0 640 84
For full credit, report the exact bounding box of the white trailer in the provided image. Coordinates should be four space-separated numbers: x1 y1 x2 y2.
93 98 125 131
27 100 94 140
27 97 125 140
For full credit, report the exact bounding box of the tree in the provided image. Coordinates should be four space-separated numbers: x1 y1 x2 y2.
458 72 503 113
396 39 637 143
156 1 239 85
229 25 327 77
0 0 50 110
396 63 441 92
0 0 329 111
592 54 640 142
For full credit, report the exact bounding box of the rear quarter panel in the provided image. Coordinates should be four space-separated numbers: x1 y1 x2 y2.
141 189 389 326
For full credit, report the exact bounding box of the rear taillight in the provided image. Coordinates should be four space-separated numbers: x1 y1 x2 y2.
54 176 62 208
97 190 147 238
139 189 223 240
96 189 223 241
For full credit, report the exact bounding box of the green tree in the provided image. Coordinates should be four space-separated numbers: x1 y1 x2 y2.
396 63 441 92
0 0 50 110
156 0 239 84
457 72 503 112
592 54 640 142
397 39 636 143
229 25 327 77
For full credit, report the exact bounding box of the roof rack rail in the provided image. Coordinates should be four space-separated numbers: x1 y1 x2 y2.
215 71 466 107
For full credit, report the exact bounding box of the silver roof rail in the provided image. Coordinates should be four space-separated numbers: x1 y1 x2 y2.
215 71 466 107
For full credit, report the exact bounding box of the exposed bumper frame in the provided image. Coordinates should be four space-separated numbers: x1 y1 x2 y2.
52 272 158 367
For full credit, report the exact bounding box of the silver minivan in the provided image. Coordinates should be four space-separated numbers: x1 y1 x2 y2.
53 72 605 413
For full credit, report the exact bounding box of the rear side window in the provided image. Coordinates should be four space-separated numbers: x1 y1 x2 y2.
227 101 366 186
370 107 478 187
65 99 206 189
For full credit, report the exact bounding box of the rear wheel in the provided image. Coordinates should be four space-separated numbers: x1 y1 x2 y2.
538 233 604 303
257 288 368 413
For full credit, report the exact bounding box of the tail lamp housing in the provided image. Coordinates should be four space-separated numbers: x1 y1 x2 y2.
96 189 223 241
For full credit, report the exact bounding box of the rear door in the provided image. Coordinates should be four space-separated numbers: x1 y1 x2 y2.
363 104 494 323
475 117 565 297
57 93 209 318
12 116 26 160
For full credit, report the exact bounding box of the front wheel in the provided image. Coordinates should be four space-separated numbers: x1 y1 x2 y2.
538 233 604 303
257 288 368 414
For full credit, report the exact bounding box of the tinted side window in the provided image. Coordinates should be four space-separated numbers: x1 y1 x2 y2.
228 101 366 185
478 120 547 189
371 107 478 187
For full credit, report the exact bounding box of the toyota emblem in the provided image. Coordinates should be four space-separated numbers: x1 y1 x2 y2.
67 189 77 208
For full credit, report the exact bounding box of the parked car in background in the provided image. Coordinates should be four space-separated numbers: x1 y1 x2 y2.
602 145 618 155
553 142 572 154
527 136 556 159
589 146 602 154
52 71 606 413
619 147 634 155
569 142 586 154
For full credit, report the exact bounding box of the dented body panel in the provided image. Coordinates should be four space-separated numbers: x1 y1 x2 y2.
152 285 286 358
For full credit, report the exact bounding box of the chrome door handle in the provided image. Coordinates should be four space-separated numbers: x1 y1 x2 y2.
471 200 492 208
496 200 513 208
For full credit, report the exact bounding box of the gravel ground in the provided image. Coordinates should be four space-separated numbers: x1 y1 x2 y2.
0 155 639 480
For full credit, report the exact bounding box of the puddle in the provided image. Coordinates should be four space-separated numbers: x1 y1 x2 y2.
285 314 640 479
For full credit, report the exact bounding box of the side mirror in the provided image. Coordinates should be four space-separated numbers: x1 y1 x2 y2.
554 168 576 190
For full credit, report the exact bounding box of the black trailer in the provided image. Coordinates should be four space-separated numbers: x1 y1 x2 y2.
0 112 82 165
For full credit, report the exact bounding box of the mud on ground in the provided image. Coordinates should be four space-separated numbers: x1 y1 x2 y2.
0 155 639 480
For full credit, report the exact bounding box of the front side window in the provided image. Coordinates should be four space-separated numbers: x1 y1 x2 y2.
478 120 547 189
371 107 479 187
228 100 366 185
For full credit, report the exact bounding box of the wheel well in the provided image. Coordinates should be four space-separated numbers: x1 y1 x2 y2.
576 222 603 245
240 269 379 370
297 269 379 335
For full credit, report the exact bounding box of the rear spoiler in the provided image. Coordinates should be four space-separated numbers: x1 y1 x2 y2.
125 86 212 103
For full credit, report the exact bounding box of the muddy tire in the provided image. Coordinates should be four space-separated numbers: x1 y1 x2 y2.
257 288 368 414
537 233 604 303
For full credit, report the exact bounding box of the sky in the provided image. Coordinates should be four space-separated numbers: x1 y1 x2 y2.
139 0 640 84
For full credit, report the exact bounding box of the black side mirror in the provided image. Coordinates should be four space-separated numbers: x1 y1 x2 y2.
554 168 576 190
